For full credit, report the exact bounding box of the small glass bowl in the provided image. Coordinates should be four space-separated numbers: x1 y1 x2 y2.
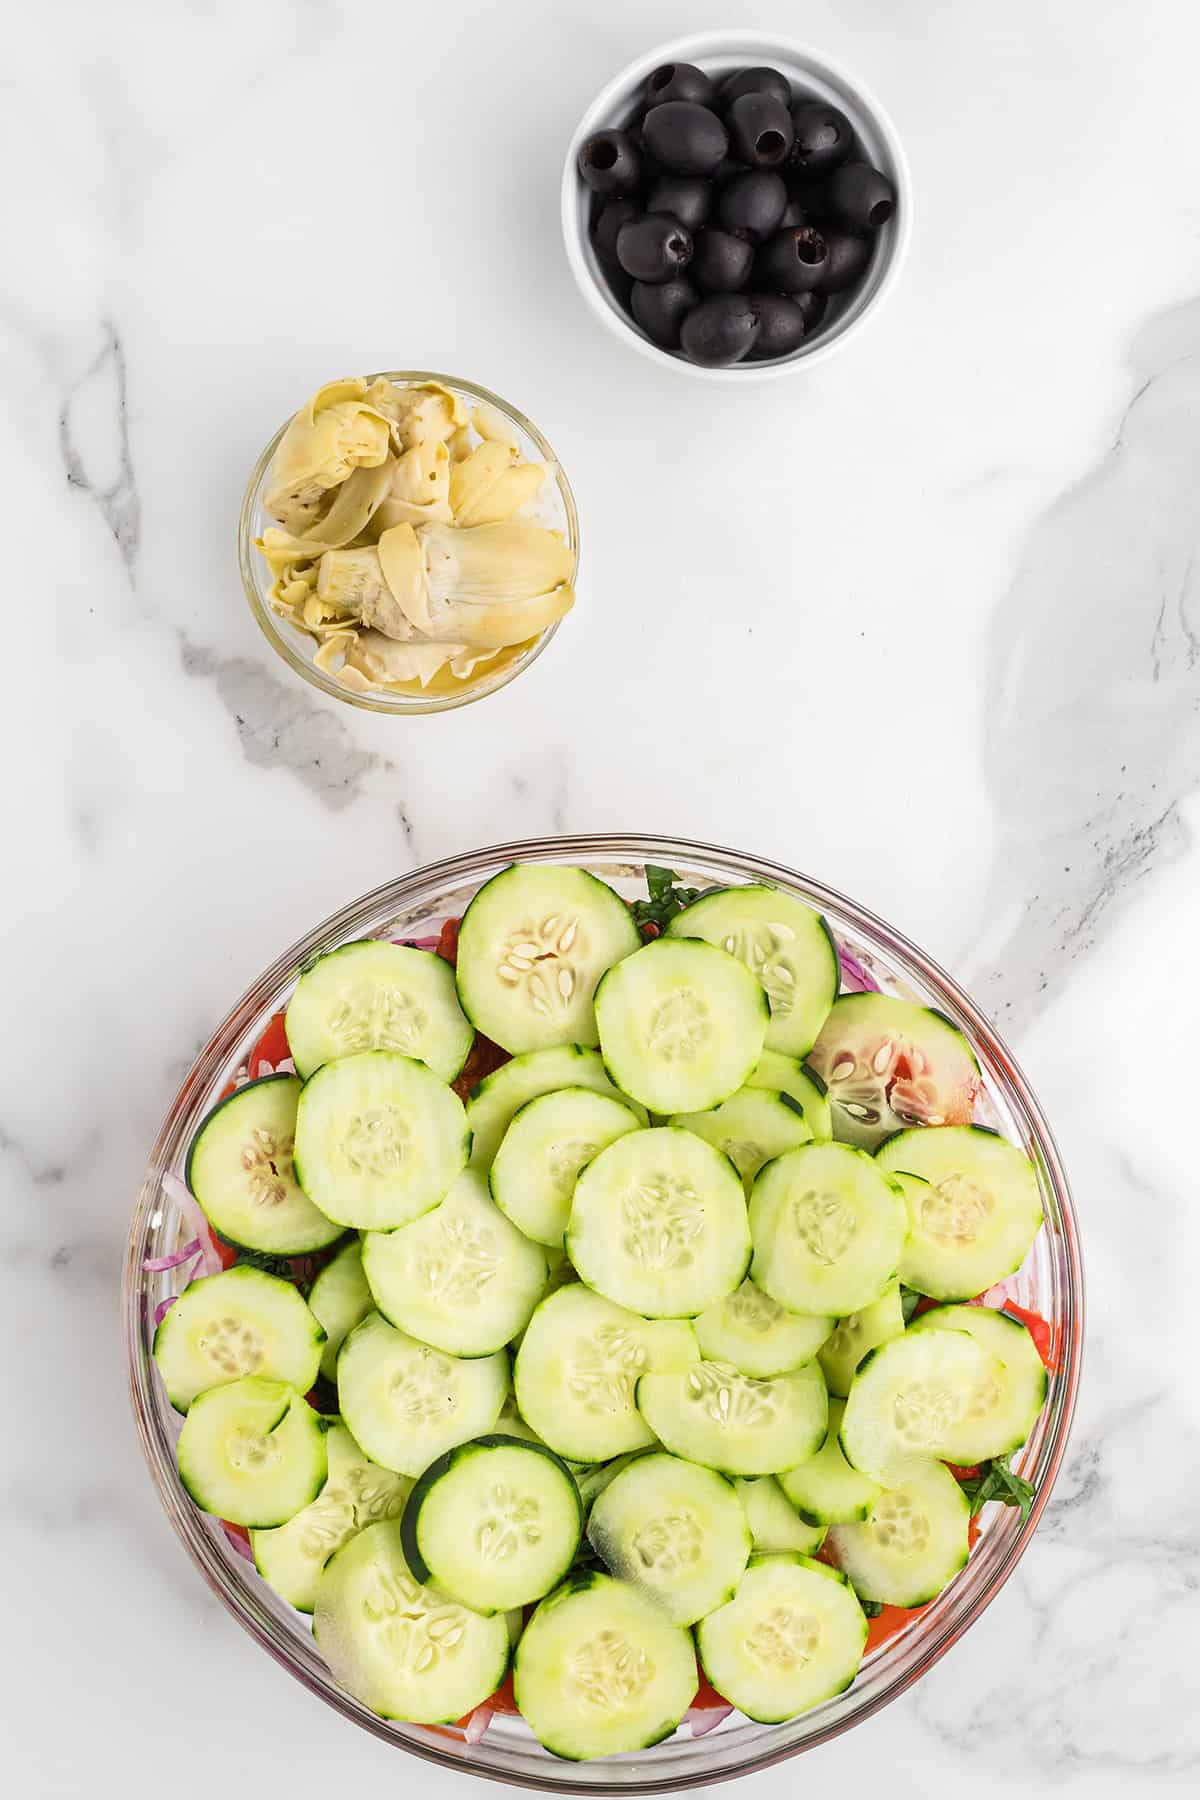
237 373 579 715
125 835 1083 1793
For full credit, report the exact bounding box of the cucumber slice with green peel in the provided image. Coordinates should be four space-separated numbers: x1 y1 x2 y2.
636 1359 827 1477
908 1304 1048 1459
514 1284 698 1463
309 1239 373 1382
251 1422 412 1612
361 1170 546 1357
514 1568 697 1760
826 1462 971 1607
808 994 980 1150
401 1435 583 1614
153 1264 325 1412
748 1052 833 1141
818 1280 905 1397
780 1398 881 1524
176 1377 327 1527
286 940 473 1082
749 1142 908 1317
670 1086 812 1194
839 1329 1006 1482
666 886 838 1059
466 1043 647 1169
186 1075 343 1255
878 1125 1044 1300
734 1477 826 1555
567 1127 751 1319
490 1088 641 1247
336 1311 506 1477
314 1519 510 1724
586 1451 750 1626
294 1050 469 1231
455 864 640 1055
694 1278 833 1379
573 1451 648 1517
697 1554 867 1723
595 937 769 1114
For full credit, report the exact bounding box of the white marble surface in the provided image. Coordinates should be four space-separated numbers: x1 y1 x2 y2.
4 0 1199 1791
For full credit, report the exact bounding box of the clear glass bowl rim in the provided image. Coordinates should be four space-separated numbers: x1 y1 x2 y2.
123 833 1083 1792
237 372 580 715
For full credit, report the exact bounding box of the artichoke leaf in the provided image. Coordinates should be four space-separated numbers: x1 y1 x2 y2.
471 401 519 448
368 380 467 447
415 582 575 650
342 630 468 689
373 439 453 532
377 524 434 634
418 521 573 604
296 458 395 551
264 379 391 521
448 441 546 527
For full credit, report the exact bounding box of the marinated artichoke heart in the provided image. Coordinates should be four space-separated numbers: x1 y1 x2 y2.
256 376 573 693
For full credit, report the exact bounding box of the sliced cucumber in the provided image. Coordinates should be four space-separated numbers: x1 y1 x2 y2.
666 886 838 1058
336 1310 506 1477
594 937 769 1114
490 1087 641 1247
587 1452 750 1626
286 940 473 1082
697 1554 866 1723
818 1280 905 1398
466 1043 646 1169
748 1051 833 1142
749 1142 907 1317
780 1398 880 1524
734 1477 826 1555
878 1125 1044 1300
314 1519 510 1723
361 1169 546 1357
574 1451 648 1517
514 1284 698 1463
636 1359 827 1477
908 1303 1048 1460
176 1377 327 1527
186 1075 343 1255
154 1264 325 1412
839 1329 1005 1481
567 1127 751 1318
401 1435 582 1614
294 1050 469 1230
826 1462 971 1607
514 1568 696 1760
670 1086 812 1194
309 1239 373 1382
251 1422 411 1612
694 1277 832 1379
808 994 979 1150
455 864 640 1055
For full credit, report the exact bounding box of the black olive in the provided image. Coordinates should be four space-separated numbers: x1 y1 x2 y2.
755 225 830 292
577 129 642 196
616 213 694 282
632 276 699 346
717 170 787 243
744 293 810 359
790 289 828 331
828 161 896 230
646 174 713 233
818 228 872 292
679 294 761 365
726 92 794 167
642 100 729 175
592 197 640 268
691 227 754 293
788 100 855 175
719 66 792 109
643 61 716 109
783 175 834 222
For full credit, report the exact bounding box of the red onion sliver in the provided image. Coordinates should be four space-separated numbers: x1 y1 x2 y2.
153 1295 178 1326
393 936 442 951
687 1705 733 1737
838 948 881 994
219 1520 257 1563
161 1171 223 1278
143 1236 202 1273
463 1706 492 1744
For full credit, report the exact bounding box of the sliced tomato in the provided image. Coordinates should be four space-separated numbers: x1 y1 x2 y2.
248 1010 292 1079
436 916 461 965
487 1672 520 1715
864 1601 927 1653
1000 1300 1056 1370
208 1226 238 1270
689 1672 730 1712
452 1031 511 1100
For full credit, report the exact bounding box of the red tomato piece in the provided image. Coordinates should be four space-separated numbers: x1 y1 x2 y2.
865 1602 928 1653
248 1010 292 1079
436 916 461 965
689 1672 730 1711
999 1300 1056 1370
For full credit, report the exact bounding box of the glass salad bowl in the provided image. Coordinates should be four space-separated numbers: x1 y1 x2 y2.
238 374 579 715
124 835 1083 1792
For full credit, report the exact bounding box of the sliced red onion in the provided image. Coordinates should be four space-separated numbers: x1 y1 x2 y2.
153 1295 178 1326
463 1705 493 1744
978 1279 1018 1308
393 936 442 951
838 947 881 993
143 1236 202 1273
219 1519 256 1563
687 1704 733 1737
161 1171 223 1278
